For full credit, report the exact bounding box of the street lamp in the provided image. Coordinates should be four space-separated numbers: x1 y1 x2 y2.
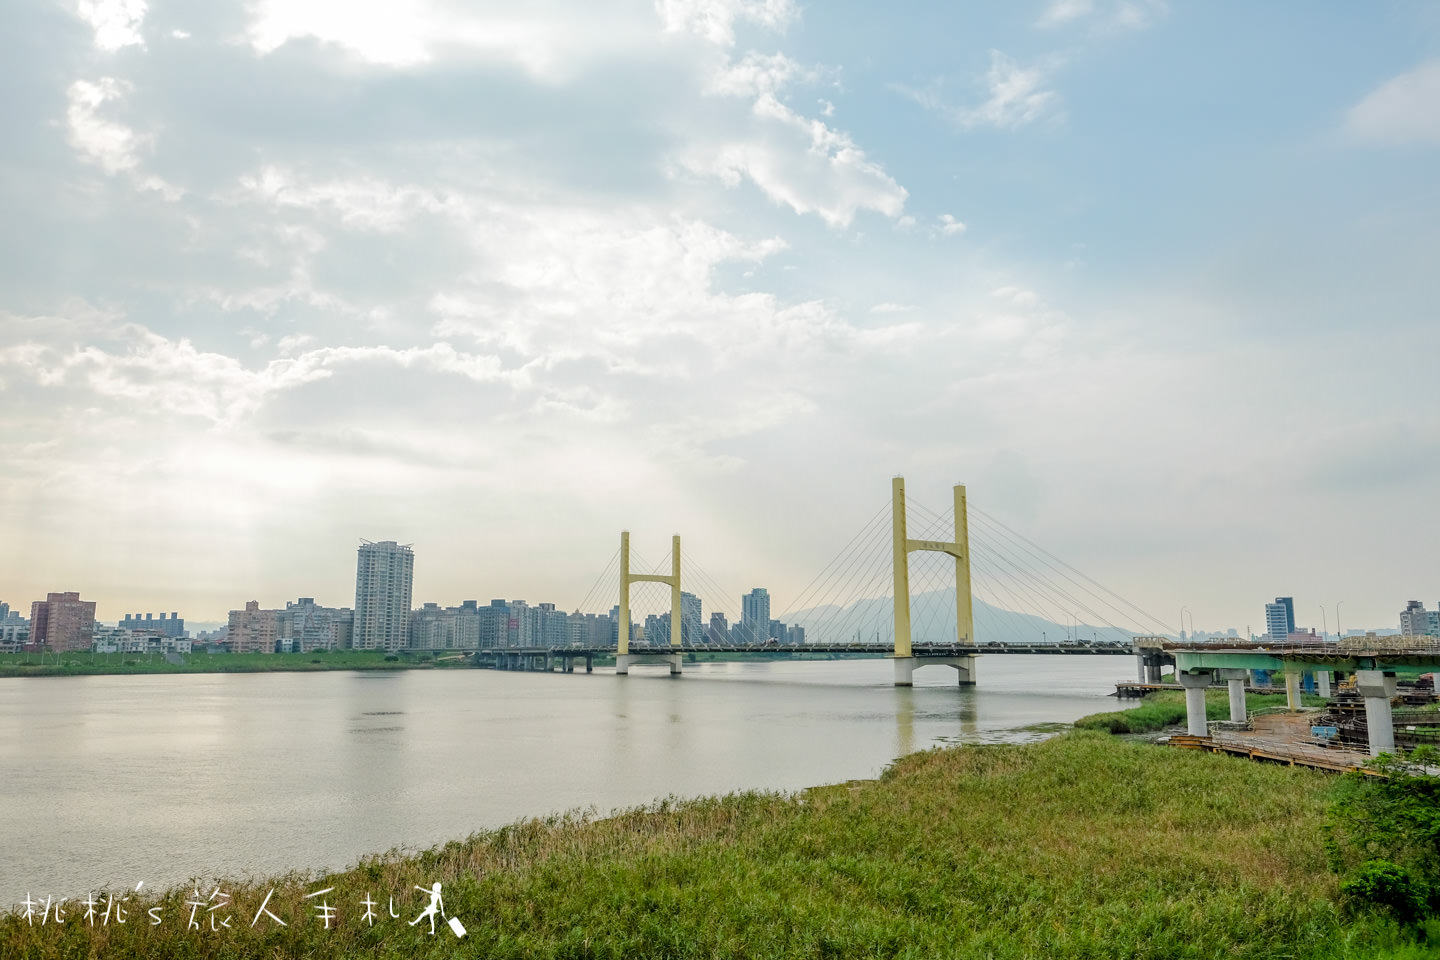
1336 601 1344 640
1319 605 1328 642
1180 606 1191 643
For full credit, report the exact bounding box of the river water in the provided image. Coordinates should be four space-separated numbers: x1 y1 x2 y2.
1 656 1132 903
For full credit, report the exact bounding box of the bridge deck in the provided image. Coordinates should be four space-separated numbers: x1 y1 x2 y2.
475 642 1136 657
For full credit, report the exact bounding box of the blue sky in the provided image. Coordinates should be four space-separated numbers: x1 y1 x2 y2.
1 0 1437 633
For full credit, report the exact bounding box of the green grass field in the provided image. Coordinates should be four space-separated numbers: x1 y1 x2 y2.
0 648 463 677
1074 688 1331 734
2 732 1429 959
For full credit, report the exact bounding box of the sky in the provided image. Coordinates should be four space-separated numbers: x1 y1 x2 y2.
1 0 1437 634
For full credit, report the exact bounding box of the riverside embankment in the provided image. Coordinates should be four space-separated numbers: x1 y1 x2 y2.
2 732 1425 959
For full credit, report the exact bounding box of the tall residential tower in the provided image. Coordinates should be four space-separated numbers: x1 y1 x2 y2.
354 540 414 652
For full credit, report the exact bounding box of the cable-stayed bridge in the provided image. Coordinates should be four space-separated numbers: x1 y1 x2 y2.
479 477 1175 686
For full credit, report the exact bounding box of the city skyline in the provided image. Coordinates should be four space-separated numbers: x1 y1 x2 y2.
1 3 1437 630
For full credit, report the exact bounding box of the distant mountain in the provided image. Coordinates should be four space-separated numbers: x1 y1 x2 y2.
785 587 1147 646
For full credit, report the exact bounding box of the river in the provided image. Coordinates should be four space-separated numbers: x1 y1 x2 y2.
1 655 1133 903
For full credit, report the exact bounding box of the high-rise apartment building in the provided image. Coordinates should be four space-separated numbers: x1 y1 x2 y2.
354 540 414 652
680 591 702 644
30 591 96 652
1264 597 1295 643
278 598 353 652
1400 600 1433 637
741 588 770 643
228 601 280 654
119 612 186 638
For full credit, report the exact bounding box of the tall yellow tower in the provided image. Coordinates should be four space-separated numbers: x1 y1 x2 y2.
615 531 684 675
891 477 977 685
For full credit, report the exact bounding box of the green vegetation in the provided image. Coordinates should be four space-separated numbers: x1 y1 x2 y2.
1327 746 1440 925
1074 688 1329 735
2 733 1431 958
0 648 470 677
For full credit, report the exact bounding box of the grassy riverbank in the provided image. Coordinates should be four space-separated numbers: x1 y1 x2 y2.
1074 688 1331 734
0 649 468 677
2 732 1426 959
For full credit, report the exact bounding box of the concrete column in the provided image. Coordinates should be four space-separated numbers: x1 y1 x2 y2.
1285 672 1302 710
1145 659 1162 685
1316 670 1331 698
1177 671 1212 737
1219 669 1248 723
585 654 593 673
1136 654 1146 684
615 654 630 675
894 657 915 687
1355 670 1398 756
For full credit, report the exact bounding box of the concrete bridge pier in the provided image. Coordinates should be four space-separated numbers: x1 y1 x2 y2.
1315 670 1332 698
615 653 682 676
1355 670 1398 756
1177 670 1213 737
1219 668 1248 723
893 655 976 687
1285 672 1302 710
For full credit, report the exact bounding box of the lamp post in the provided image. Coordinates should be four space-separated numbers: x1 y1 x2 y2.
1319 605 1328 642
1336 601 1343 640
1180 606 1191 643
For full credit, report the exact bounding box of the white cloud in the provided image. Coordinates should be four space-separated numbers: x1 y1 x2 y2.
1038 0 1166 32
896 52 1059 131
66 78 142 174
1038 0 1093 27
0 322 518 426
244 1 652 77
65 78 182 198
1346 60 1440 146
680 97 907 226
708 51 811 96
870 302 914 314
75 0 147 51
937 214 966 236
656 0 797 46
959 51 1059 129
990 285 1039 306
686 54 907 227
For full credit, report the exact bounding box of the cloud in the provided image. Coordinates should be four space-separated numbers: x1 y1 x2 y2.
678 97 908 226
1037 0 1093 27
65 77 181 197
960 51 1059 129
243 1 654 77
684 53 907 226
898 52 1059 131
66 78 143 174
1346 60 1440 146
656 0 798 46
0 319 520 426
937 214 966 236
708 50 813 96
1037 0 1166 32
75 0 148 51
870 302 914 314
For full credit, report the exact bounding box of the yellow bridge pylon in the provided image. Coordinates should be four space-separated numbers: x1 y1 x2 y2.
891 476 978 686
615 531 683 675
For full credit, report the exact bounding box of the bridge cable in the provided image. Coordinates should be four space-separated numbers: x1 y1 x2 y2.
969 506 1174 636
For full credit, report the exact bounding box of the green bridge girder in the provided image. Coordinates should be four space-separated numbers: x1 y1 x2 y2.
1173 649 1439 677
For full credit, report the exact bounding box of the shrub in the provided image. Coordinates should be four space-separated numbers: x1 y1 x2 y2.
1341 860 1427 925
1327 746 1440 924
